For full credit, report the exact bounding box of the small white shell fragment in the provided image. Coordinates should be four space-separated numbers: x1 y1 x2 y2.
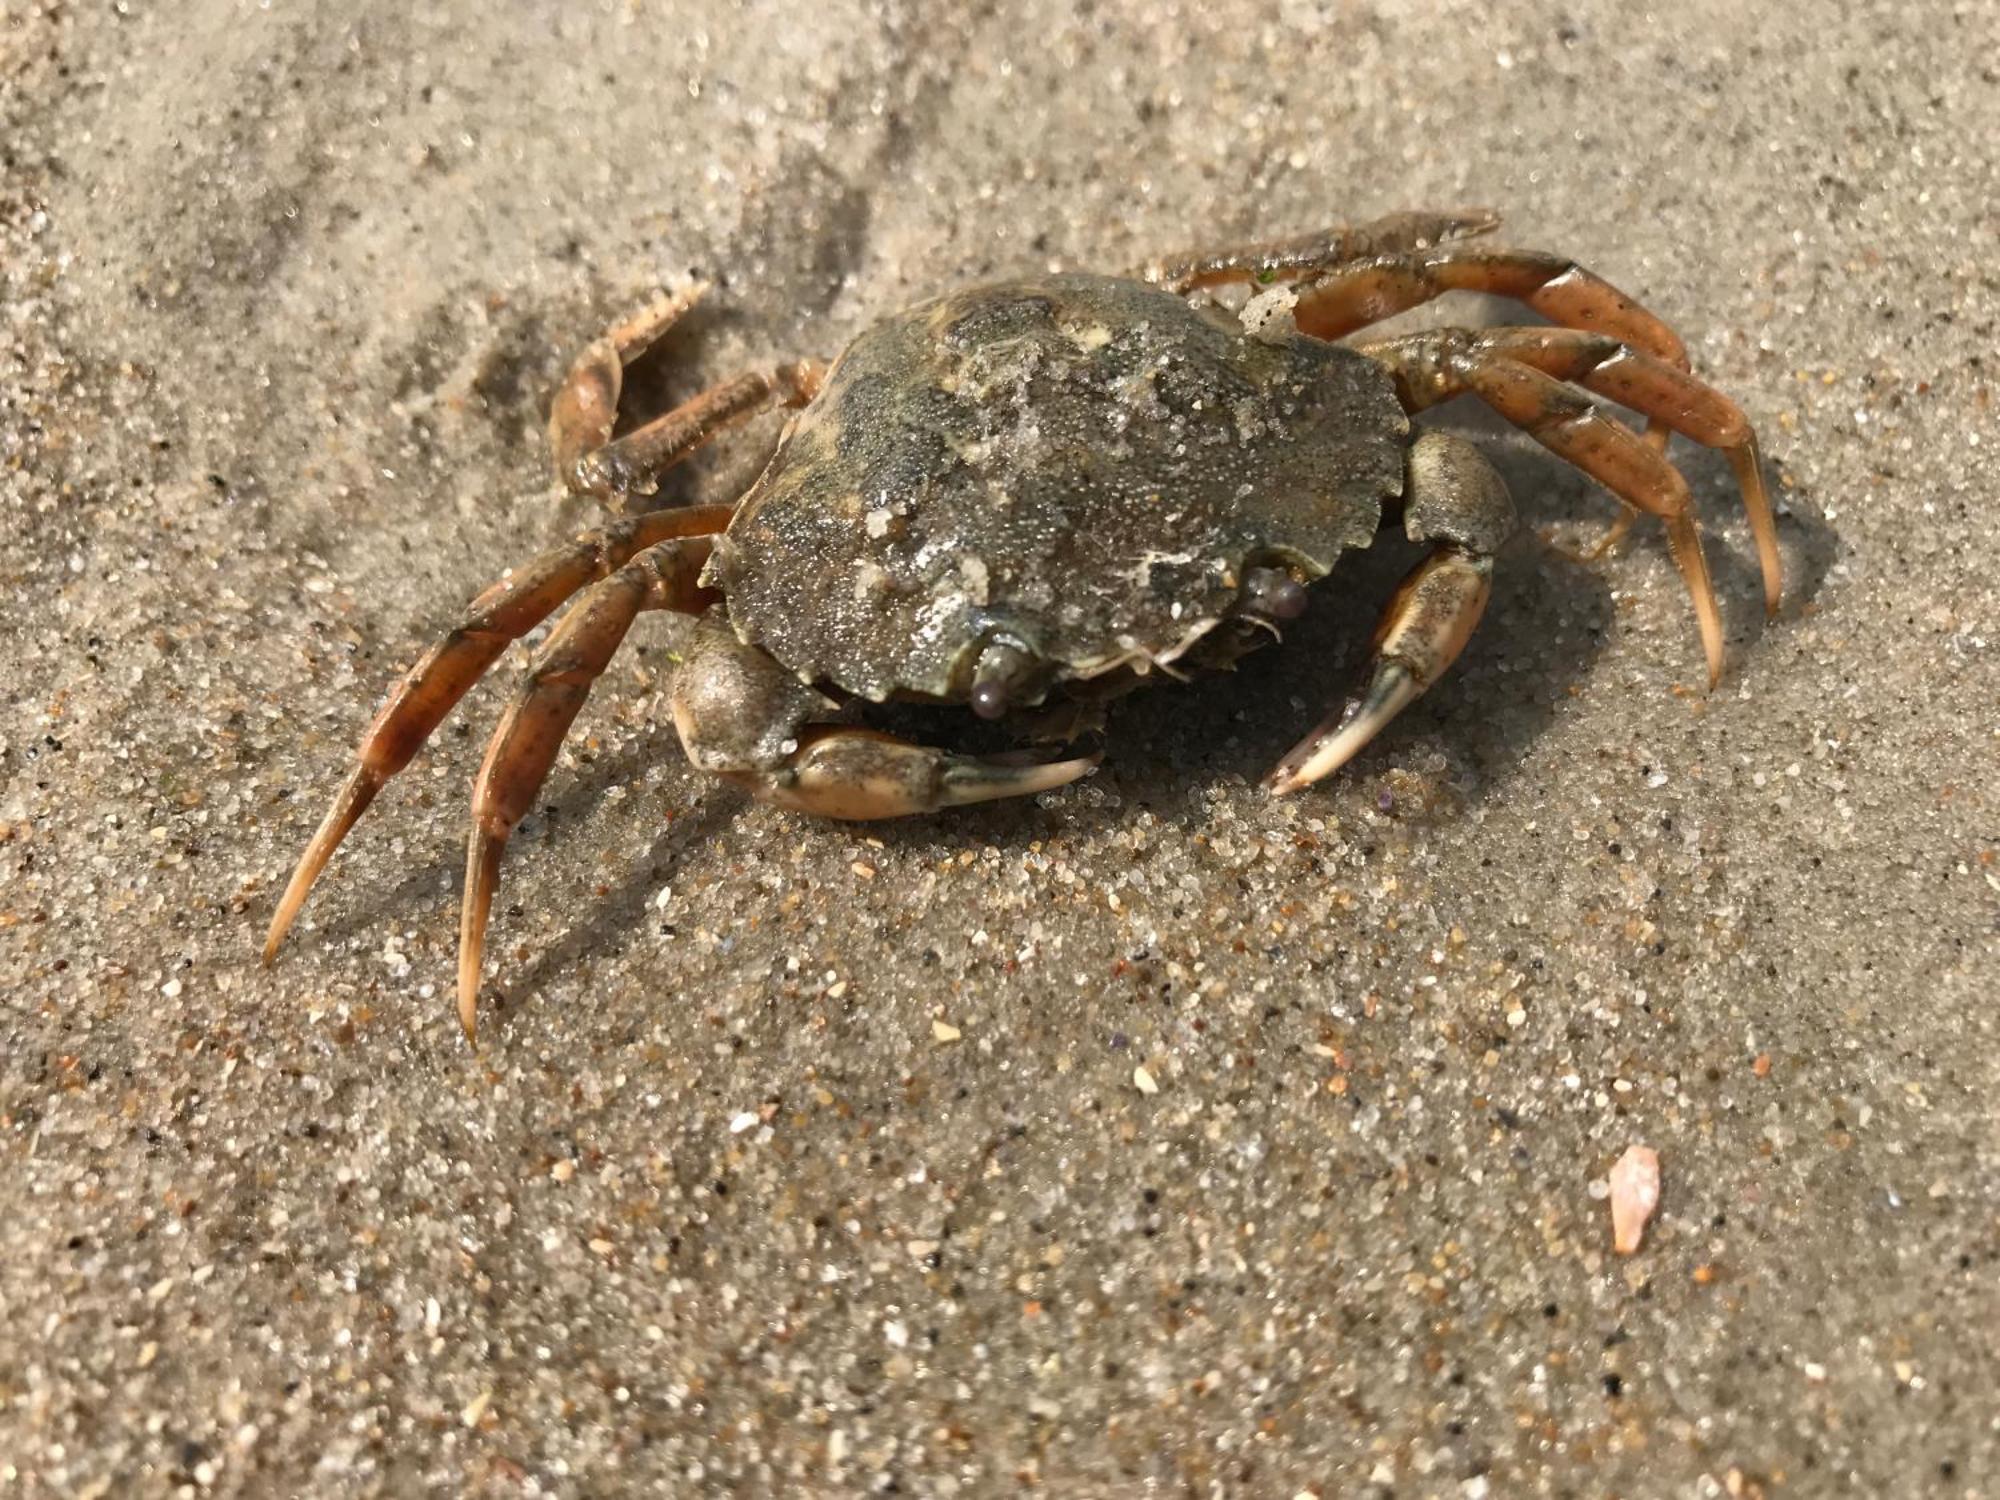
1133 1065 1160 1095
1240 284 1300 344
959 553 991 603
1609 1144 1662 1254
931 1020 962 1043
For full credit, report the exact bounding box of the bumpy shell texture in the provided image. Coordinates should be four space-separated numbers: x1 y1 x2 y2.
707 272 1407 703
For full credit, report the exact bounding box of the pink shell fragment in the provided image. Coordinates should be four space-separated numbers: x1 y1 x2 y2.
1609 1145 1662 1255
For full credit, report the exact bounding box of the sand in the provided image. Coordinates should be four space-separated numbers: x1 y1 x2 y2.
3 1 1995 1493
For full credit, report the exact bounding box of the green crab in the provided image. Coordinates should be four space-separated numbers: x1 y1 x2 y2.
263 210 1780 1038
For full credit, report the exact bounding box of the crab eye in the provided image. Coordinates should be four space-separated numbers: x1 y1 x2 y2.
1244 567 1308 621
970 640 1034 719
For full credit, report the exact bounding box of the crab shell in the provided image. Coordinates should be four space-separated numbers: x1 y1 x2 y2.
704 273 1410 706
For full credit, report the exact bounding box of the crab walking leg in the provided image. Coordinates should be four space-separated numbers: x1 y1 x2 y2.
1288 241 1697 461
548 283 709 481
262 504 734 963
549 281 826 507
1475 360 1728 685
565 360 826 507
1142 208 1503 294
1364 334 1763 683
1291 246 1693 371
1362 326 1782 615
1267 433 1513 794
459 536 719 1040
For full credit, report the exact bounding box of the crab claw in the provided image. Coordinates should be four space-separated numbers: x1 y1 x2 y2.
737 728 1100 822
1265 543 1492 795
1264 661 1422 796
939 749 1103 807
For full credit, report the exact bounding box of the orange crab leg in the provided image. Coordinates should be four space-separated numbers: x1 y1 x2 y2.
458 535 718 1040
1142 208 1503 294
548 282 826 506
1360 326 1782 683
1366 326 1781 618
262 505 733 963
1293 246 1691 371
1291 241 1702 468
563 361 826 506
1468 357 1726 685
548 282 711 480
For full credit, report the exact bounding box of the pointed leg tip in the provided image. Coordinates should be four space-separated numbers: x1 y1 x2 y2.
258 766 384 966
1701 627 1726 692
458 944 488 1048
261 879 311 965
1698 639 1725 693
458 826 505 1050
259 909 287 963
456 933 485 1048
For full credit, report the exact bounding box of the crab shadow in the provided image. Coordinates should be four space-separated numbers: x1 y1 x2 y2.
493 787 741 1032
1094 406 1838 820
504 416 1839 987
472 728 1089 1030
1102 513 1602 820
294 717 743 1026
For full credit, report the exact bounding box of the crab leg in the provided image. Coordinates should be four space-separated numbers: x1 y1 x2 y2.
459 535 719 1040
1363 327 1782 684
550 282 825 507
1363 326 1782 616
1142 208 1503 294
262 504 733 964
1289 239 1707 469
567 362 824 506
1482 361 1722 684
1268 432 1515 794
548 283 708 481
1291 245 1692 370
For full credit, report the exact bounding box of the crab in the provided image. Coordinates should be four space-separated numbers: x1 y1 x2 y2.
263 209 1781 1039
